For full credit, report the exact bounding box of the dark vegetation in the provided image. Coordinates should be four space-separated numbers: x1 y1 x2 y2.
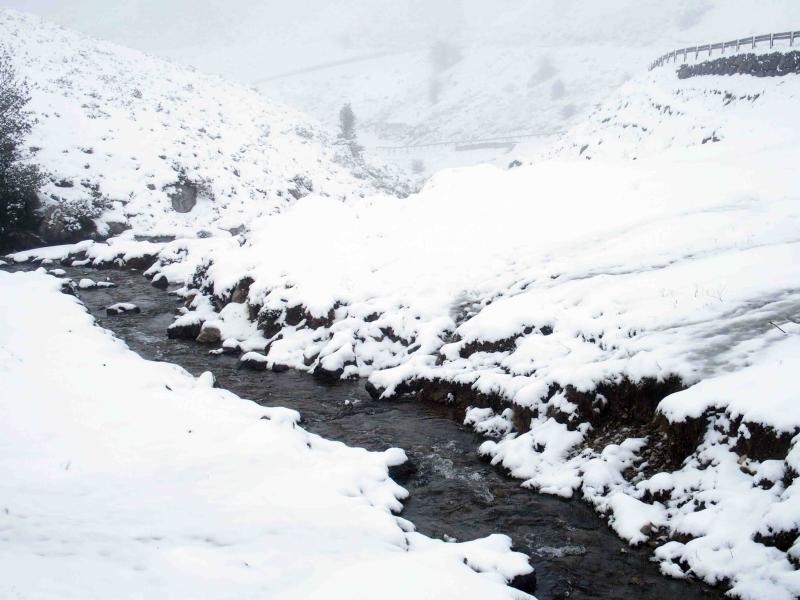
0 48 44 251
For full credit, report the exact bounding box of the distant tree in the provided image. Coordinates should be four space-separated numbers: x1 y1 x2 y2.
429 41 462 72
338 103 357 142
427 42 462 105
0 49 44 250
337 102 363 159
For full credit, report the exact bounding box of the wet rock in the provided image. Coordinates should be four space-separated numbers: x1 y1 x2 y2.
124 253 158 271
60 279 77 296
312 363 344 384
106 302 141 316
195 325 221 345
271 363 291 373
151 274 169 289
240 354 268 371
388 458 418 483
78 278 115 290
365 380 385 400
167 321 202 340
509 570 537 595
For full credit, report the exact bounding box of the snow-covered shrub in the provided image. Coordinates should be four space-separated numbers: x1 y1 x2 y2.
0 48 44 250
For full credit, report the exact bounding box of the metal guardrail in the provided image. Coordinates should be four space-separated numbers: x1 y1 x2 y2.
650 30 800 70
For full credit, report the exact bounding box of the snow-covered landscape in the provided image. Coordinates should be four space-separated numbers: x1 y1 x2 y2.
2 2 799 599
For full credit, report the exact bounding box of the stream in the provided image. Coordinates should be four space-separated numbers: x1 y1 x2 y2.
18 264 723 599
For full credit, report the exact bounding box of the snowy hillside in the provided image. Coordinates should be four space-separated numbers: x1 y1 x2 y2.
10 1 800 171
13 52 800 598
0 9 402 246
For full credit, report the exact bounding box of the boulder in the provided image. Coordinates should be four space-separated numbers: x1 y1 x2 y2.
151 273 169 289
167 321 202 340
106 303 141 316
195 325 222 345
166 179 198 213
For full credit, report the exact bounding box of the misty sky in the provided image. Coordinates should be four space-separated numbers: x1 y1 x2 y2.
6 1 799 150
8 0 790 82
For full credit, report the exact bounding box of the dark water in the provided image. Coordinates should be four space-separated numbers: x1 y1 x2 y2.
21 265 722 600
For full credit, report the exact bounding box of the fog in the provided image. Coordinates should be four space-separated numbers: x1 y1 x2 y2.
9 0 786 81
8 1 799 168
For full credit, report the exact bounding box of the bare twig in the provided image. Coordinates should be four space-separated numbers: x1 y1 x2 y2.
769 321 787 334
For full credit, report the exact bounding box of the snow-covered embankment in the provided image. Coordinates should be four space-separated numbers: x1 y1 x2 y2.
0 269 533 599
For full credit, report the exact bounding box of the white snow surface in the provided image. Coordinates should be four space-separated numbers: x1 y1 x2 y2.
0 269 534 599
0 8 397 240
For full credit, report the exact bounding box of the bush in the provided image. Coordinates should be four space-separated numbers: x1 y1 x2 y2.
0 48 44 251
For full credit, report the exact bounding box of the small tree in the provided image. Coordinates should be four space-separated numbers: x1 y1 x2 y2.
338 103 356 142
0 49 44 250
337 102 363 159
429 41 462 72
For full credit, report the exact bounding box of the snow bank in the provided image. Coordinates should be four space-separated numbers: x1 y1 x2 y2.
0 269 533 599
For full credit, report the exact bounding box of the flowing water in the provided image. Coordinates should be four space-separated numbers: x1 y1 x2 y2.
13 265 723 599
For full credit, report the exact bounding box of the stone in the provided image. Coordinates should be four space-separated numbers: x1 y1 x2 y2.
151 274 169 289
106 303 141 316
510 570 537 595
167 321 202 340
195 325 221 344
388 458 417 483
165 178 198 213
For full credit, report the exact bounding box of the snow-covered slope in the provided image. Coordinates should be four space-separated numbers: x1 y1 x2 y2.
17 58 800 598
0 268 534 599
1 9 401 244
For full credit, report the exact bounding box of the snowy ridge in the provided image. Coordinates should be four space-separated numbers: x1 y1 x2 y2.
1 8 400 243
0 269 534 599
